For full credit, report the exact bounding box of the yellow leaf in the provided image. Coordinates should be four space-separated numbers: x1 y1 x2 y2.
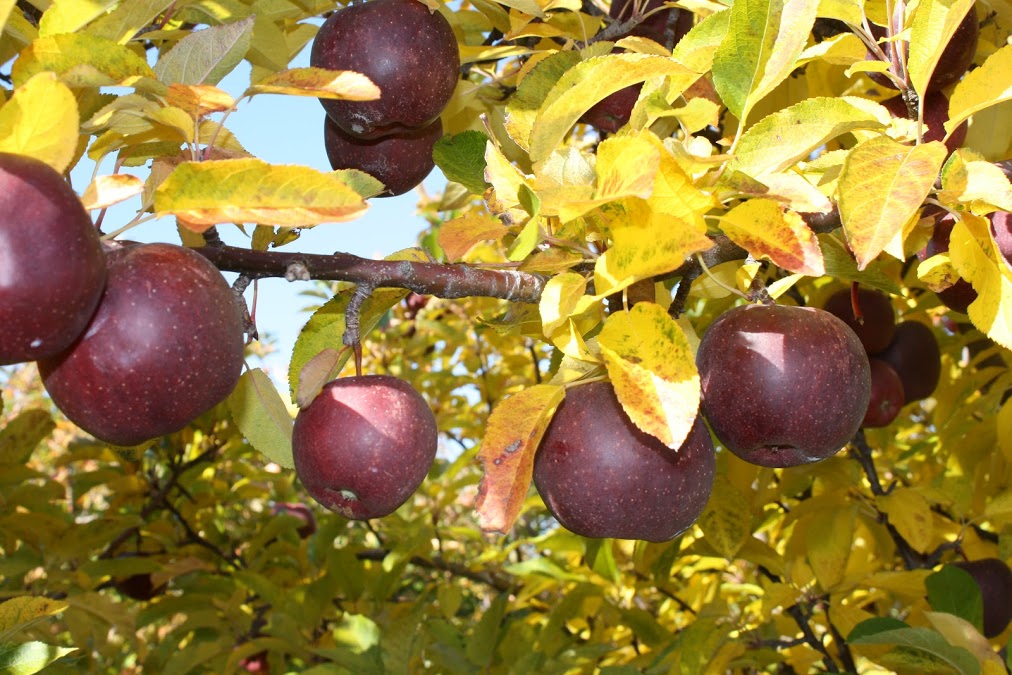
805 507 854 591
154 159 367 230
81 174 144 210
548 354 605 386
484 139 531 209
0 596 68 642
647 133 717 220
476 384 565 534
916 252 962 293
878 487 934 553
12 33 159 91
955 161 1012 214
924 612 1006 669
839 136 947 269
539 272 588 336
761 580 804 620
0 72 79 173
720 199 825 275
165 84 236 118
907 0 976 97
148 106 195 143
595 135 660 202
597 302 700 449
697 476 751 558
999 398 1012 463
38 0 118 37
0 0 14 35
437 213 510 261
950 214 1012 350
863 569 933 601
550 317 599 361
947 43 1012 135
247 67 380 101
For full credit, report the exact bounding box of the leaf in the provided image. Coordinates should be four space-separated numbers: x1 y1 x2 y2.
165 84 235 118
907 0 976 96
924 612 1007 671
594 135 659 202
0 642 76 674
529 53 698 162
246 68 380 101
87 0 176 44
152 16 255 86
597 302 700 449
0 0 14 36
295 349 342 409
818 233 903 295
949 214 1012 350
878 487 934 553
539 272 588 336
711 0 820 126
475 384 565 534
720 199 825 275
849 624 982 675
154 159 367 230
81 174 144 210
697 476 751 558
433 130 490 195
466 594 508 666
0 72 79 173
437 213 509 261
0 596 68 642
12 33 157 90
805 507 854 591
839 136 948 269
672 8 730 74
727 96 888 178
504 50 582 151
0 410 54 466
38 0 118 37
946 43 1012 135
926 566 984 633
227 369 294 469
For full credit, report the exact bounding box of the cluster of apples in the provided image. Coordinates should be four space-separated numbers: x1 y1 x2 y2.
310 0 459 197
0 153 245 446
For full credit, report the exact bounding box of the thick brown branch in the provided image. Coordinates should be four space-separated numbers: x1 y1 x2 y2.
195 245 546 304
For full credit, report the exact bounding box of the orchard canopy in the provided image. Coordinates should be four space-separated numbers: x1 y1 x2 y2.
2 0 1012 672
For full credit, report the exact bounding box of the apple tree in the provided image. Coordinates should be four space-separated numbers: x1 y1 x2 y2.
1 0 1012 672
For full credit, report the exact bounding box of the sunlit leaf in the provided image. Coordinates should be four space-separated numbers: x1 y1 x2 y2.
246 68 380 101
0 596 68 642
720 199 825 275
0 410 54 466
946 43 1012 135
153 16 255 86
0 73 78 173
0 642 76 674
907 0 976 96
165 84 236 118
877 488 934 553
12 33 158 90
805 506 854 591
949 214 1012 350
228 369 294 469
433 130 491 195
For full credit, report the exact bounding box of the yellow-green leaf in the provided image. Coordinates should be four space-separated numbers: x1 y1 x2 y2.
246 67 380 101
539 272 588 336
86 0 175 44
0 642 76 674
949 214 1012 350
80 174 143 210
437 213 510 261
597 302 700 449
0 409 53 465
728 96 888 178
697 476 751 558
38 0 118 37
504 50 582 151
924 612 1006 669
0 72 78 173
0 596 68 643
153 16 255 86
227 369 294 469
12 33 158 90
805 507 854 591
720 199 825 276
475 383 565 534
946 43 1012 135
907 0 976 97
0 0 14 36
999 397 1012 463
154 159 368 230
839 136 947 269
712 0 820 126
878 487 934 554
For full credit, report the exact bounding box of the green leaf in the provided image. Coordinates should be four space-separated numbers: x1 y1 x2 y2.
849 624 982 675
0 642 76 674
466 593 507 666
926 566 984 633
433 131 491 195
848 617 910 641
227 368 294 469
0 409 54 465
153 16 255 86
818 234 903 295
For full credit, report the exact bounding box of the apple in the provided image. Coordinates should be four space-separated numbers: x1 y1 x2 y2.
580 85 642 135
324 116 440 197
114 573 165 601
919 213 977 314
865 8 979 92
310 0 459 139
881 91 967 157
38 243 246 446
878 320 941 403
822 287 896 355
0 153 106 365
696 304 871 467
863 359 905 428
292 375 438 520
271 502 316 538
533 381 715 542
990 210 1012 271
952 558 1012 638
239 651 269 673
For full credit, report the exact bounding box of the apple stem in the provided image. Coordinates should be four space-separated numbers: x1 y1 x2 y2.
343 283 374 377
850 282 865 325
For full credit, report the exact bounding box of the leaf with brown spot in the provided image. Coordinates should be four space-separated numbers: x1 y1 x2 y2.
720 198 825 276
476 384 565 534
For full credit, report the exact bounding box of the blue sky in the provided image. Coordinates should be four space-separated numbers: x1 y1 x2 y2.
70 41 444 386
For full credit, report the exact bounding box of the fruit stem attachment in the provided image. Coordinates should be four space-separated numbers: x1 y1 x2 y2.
849 282 864 325
344 283 374 377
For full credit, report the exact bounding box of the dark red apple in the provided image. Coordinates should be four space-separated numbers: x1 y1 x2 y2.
881 91 967 156
878 320 942 403
114 573 165 601
240 651 269 673
324 116 440 197
533 381 714 542
0 153 106 365
38 243 245 446
865 9 979 92
271 502 316 538
863 359 905 428
919 213 977 313
310 0 459 138
696 304 871 467
579 85 642 134
990 210 1012 271
292 375 438 520
952 558 1012 638
823 287 896 355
